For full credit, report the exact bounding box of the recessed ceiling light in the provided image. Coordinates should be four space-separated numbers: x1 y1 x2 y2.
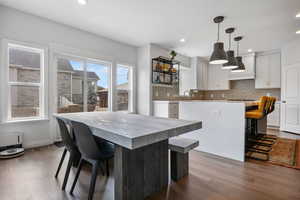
248 49 253 53
296 13 300 18
78 0 88 5
180 38 185 43
296 30 300 34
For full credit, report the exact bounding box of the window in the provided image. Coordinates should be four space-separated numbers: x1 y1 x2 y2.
57 58 84 113
7 43 45 120
86 62 110 112
56 55 112 113
116 64 132 111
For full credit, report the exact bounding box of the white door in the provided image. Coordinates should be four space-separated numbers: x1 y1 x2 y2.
281 64 300 134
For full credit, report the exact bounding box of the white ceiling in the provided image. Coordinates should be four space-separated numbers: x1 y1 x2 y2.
1 0 300 57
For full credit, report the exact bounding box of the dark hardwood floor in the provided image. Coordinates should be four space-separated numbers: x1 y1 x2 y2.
0 145 299 200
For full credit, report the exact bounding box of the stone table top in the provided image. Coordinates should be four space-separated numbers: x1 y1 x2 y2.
53 112 202 149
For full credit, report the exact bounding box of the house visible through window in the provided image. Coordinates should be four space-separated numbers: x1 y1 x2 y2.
86 62 110 112
57 58 84 113
56 56 111 113
8 43 45 120
116 64 132 111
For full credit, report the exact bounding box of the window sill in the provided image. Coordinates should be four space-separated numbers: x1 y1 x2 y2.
1 117 50 125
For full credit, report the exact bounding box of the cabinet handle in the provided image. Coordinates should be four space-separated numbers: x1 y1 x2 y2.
282 101 286 103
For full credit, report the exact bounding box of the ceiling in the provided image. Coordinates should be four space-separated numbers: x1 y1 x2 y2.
1 0 300 57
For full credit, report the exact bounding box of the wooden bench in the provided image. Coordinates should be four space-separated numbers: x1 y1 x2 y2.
169 137 199 181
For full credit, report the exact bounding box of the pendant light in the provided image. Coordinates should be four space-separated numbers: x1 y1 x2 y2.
231 36 245 72
209 16 228 65
222 28 238 69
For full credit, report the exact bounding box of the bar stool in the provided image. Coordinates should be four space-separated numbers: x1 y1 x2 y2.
246 96 268 137
245 96 276 160
55 118 81 190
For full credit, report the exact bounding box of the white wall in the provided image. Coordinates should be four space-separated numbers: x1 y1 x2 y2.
137 45 152 115
0 6 137 148
281 38 300 67
150 44 191 67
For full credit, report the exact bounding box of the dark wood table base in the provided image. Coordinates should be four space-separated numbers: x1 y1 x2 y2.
114 140 169 200
171 151 189 181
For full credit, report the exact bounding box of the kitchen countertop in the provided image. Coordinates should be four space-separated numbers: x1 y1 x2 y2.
153 99 259 107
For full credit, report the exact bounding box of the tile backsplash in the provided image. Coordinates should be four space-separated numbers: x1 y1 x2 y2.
152 85 179 100
152 79 281 101
203 79 281 100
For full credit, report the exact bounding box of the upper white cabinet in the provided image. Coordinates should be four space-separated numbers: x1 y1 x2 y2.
228 53 256 80
207 64 230 90
255 51 281 89
179 66 197 95
185 57 229 91
196 58 208 90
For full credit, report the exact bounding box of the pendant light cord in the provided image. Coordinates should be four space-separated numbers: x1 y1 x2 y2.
236 41 239 56
217 23 220 42
229 33 231 50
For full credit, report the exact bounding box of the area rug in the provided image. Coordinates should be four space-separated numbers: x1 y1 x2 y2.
247 137 300 170
269 138 300 170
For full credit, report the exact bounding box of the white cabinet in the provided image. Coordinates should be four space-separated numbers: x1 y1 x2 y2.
196 58 208 90
267 102 280 127
183 57 230 91
179 66 196 95
207 64 230 90
228 53 256 80
255 52 281 89
153 101 179 119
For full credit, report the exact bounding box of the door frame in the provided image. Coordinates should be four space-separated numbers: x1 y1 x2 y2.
280 63 300 134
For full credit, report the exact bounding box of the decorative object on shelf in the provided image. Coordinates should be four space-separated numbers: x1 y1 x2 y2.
171 67 177 73
170 50 177 61
232 36 246 72
222 28 238 69
152 56 180 86
209 16 228 65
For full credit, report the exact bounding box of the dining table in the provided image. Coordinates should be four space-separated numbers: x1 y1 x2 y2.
53 111 202 200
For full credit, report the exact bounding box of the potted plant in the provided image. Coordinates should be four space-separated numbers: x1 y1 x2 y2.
170 50 177 61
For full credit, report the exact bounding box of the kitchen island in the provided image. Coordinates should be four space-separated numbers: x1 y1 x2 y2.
153 100 262 162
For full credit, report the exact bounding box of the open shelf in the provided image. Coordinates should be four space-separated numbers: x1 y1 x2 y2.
152 56 180 86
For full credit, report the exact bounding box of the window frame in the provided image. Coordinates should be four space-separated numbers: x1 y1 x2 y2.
2 40 48 122
116 64 134 112
54 53 113 113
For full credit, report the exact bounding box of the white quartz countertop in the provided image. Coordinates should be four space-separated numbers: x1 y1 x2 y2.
53 112 202 149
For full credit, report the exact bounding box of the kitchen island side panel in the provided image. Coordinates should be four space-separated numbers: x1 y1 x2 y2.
179 101 245 162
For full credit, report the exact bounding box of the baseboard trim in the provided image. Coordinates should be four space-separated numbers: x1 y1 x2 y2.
267 126 280 130
24 139 53 149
